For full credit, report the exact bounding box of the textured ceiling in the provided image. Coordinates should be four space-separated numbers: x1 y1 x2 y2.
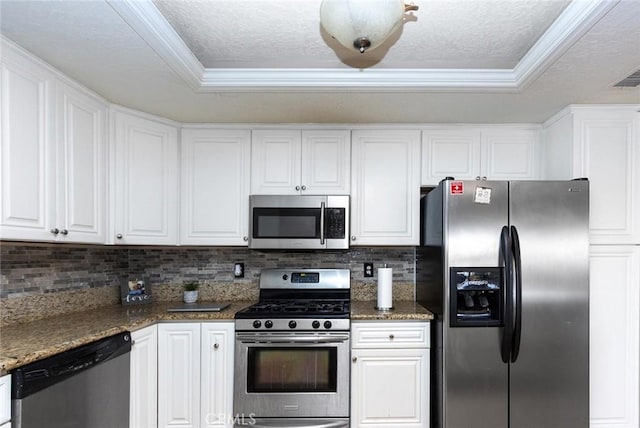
153 0 570 69
0 0 638 124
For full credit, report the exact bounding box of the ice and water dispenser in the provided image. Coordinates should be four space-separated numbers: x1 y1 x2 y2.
450 268 502 327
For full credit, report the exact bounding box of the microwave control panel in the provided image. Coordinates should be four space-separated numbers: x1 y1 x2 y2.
325 208 346 239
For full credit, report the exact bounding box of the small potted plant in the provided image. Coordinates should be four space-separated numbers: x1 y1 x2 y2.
183 281 199 304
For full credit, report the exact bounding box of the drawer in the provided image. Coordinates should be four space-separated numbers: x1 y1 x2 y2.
351 321 430 348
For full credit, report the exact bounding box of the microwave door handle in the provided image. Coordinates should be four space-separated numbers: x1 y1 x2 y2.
320 201 326 245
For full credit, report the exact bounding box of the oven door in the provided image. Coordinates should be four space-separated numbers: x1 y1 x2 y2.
234 331 350 420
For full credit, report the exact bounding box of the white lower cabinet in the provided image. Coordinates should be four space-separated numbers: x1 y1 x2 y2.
157 322 235 428
130 325 158 428
351 321 430 428
0 374 10 427
589 246 639 428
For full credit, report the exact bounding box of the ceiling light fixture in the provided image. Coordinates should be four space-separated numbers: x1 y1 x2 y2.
320 0 419 54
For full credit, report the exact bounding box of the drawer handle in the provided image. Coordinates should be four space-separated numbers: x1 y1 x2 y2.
214 343 219 349
389 334 395 340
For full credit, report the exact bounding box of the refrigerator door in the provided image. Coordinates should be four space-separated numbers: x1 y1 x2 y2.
508 181 589 427
443 180 509 428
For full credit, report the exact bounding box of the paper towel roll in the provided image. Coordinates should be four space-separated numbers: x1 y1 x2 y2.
377 267 393 310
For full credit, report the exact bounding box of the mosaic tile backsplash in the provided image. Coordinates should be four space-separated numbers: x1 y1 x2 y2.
0 243 416 325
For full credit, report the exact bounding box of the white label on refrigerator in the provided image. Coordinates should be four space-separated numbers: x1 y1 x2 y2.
474 187 491 204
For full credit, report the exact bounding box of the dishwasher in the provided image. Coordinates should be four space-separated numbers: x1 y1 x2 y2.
11 331 131 428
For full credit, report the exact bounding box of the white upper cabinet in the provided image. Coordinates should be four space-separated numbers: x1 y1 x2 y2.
301 130 351 194
112 110 179 245
251 129 350 195
421 127 540 186
351 130 421 246
421 129 481 184
54 83 106 243
180 128 250 245
0 42 106 243
543 106 640 244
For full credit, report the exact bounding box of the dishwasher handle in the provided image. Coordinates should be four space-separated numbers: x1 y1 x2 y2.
12 331 131 399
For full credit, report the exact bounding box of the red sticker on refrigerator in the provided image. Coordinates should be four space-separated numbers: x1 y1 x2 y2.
450 181 464 195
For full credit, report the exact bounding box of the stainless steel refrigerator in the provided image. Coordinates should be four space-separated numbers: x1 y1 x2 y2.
417 179 589 428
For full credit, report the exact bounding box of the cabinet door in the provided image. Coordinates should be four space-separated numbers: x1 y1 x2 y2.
181 129 250 245
574 112 640 244
480 129 539 180
251 130 301 195
130 325 158 428
201 323 234 428
589 246 639 428
0 49 55 241
113 112 178 244
421 129 481 185
351 130 421 245
55 83 106 243
301 130 350 194
351 348 429 428
158 323 201 428
0 374 10 426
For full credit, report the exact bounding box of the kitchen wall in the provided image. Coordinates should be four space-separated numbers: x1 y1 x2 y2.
0 242 415 326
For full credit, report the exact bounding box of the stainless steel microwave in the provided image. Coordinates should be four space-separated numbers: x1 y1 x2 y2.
249 195 350 249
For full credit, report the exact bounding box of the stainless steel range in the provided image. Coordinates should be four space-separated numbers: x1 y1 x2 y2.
234 268 351 428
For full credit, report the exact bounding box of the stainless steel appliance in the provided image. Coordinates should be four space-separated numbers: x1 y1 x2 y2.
11 332 131 428
249 195 349 250
417 179 589 428
234 268 351 428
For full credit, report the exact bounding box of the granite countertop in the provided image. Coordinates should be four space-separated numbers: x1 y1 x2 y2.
351 301 434 321
0 300 434 374
0 301 253 374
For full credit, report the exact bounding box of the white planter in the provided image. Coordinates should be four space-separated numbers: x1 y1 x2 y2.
183 290 198 304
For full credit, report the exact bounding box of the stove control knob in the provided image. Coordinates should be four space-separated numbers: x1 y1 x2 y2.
282 274 289 281
265 320 273 329
288 320 297 329
252 320 262 329
324 320 332 329
312 320 321 329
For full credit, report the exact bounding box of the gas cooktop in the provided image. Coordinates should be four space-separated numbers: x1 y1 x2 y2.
235 268 351 331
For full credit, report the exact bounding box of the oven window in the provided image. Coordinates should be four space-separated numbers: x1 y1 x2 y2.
247 347 337 393
253 208 320 239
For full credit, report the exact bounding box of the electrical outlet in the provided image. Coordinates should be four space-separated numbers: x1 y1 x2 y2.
364 262 374 278
234 263 245 278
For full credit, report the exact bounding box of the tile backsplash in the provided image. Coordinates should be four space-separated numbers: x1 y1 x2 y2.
0 242 416 325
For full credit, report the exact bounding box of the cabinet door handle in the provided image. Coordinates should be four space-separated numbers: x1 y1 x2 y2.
482 176 487 180
60 229 68 236
295 185 301 191
352 357 357 363
351 236 356 241
389 334 395 340
301 185 307 190
243 236 248 242
214 343 219 350
476 176 481 180
116 234 123 239
50 228 60 235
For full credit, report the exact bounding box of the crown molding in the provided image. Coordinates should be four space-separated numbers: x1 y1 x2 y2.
110 0 618 92
106 0 204 89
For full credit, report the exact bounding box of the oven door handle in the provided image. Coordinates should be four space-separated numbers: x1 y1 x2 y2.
238 419 349 428
236 333 349 344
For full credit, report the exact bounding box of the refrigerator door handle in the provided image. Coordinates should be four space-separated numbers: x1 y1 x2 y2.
510 225 523 363
499 225 513 364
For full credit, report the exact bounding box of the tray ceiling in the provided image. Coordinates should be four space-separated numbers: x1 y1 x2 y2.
0 0 638 123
